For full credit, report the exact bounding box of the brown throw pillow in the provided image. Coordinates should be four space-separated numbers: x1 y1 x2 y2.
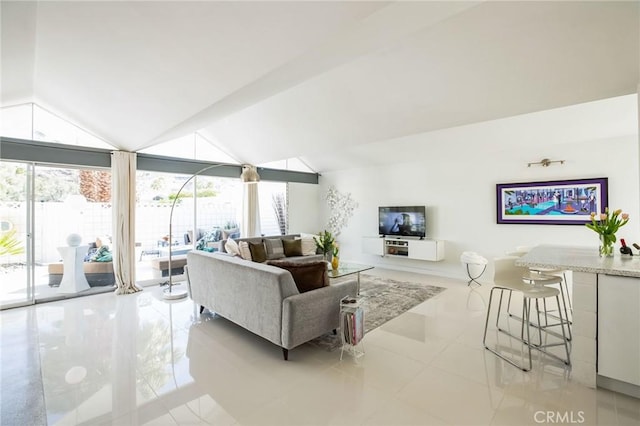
282 238 303 257
248 241 267 263
267 260 328 293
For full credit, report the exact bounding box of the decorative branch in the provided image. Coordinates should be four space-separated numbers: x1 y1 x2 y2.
272 192 287 235
325 185 358 237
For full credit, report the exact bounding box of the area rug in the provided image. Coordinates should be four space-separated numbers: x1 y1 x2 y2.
308 274 446 351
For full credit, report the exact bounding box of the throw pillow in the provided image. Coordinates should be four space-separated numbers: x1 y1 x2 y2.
224 238 241 256
282 238 303 257
222 228 239 240
249 241 268 263
299 236 317 256
264 238 285 260
238 241 252 260
267 260 328 293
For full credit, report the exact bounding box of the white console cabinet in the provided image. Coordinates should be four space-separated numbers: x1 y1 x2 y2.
362 237 444 261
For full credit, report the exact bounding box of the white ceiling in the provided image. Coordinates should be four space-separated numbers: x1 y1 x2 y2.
2 1 638 172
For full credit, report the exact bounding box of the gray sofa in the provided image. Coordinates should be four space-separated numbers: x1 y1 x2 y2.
186 250 357 360
219 233 314 256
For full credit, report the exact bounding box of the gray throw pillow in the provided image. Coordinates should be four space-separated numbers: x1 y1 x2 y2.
264 238 285 260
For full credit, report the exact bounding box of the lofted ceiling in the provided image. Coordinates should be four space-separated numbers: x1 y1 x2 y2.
2 1 638 172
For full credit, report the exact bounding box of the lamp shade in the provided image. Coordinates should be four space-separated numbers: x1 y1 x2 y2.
241 165 260 183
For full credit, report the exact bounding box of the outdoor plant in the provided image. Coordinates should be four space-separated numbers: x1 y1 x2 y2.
0 229 25 257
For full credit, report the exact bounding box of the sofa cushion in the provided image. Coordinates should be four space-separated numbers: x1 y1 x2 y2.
267 260 328 293
298 236 317 256
238 241 252 260
264 238 285 260
249 241 268 263
225 238 241 257
282 238 303 257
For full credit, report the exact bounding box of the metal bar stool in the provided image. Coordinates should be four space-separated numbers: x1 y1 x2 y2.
483 257 571 372
505 248 572 340
522 272 572 342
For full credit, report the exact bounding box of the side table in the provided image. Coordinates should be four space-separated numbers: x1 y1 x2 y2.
57 245 90 294
340 296 365 360
460 251 488 286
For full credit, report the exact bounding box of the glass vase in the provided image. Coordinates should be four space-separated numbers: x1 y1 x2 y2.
331 256 339 270
599 234 614 257
323 252 332 269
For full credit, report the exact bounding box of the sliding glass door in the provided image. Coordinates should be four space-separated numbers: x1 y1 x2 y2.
0 160 31 308
0 161 114 309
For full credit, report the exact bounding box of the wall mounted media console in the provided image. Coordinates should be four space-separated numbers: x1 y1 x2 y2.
362 236 444 261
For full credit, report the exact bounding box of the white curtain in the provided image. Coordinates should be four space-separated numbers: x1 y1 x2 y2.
111 151 141 294
242 183 261 237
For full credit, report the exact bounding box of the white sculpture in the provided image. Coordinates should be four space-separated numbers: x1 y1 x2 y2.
66 233 82 247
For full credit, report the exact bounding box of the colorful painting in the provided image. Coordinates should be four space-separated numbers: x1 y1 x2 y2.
496 177 608 225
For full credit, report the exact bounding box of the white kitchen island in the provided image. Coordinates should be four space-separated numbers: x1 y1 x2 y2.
517 245 640 399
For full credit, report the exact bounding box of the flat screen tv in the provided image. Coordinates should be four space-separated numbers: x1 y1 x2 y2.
378 206 426 238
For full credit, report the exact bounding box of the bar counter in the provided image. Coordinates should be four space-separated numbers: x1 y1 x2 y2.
517 245 640 398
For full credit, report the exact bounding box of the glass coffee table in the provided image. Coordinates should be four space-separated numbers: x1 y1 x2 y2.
328 263 373 294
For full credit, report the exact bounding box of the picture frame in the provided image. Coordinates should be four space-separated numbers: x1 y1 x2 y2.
496 177 608 225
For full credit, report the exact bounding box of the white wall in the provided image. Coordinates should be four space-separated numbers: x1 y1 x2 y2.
314 99 639 282
287 182 321 234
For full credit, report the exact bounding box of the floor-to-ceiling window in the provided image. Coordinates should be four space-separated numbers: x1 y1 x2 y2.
2 105 318 303
1 103 116 308
134 170 243 285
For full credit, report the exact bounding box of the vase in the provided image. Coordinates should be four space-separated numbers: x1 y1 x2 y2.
323 252 332 269
331 256 339 270
599 234 615 257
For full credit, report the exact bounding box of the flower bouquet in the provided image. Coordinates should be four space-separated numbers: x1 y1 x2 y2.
585 208 629 257
314 230 335 261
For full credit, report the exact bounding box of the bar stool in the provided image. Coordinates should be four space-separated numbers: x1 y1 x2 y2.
506 247 573 337
522 272 572 342
483 257 571 371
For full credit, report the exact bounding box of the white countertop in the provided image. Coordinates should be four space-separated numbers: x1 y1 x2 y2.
517 245 640 278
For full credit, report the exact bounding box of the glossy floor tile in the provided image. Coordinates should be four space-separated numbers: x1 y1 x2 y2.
1 269 636 425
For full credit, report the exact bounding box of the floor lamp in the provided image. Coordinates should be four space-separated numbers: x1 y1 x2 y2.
163 163 260 300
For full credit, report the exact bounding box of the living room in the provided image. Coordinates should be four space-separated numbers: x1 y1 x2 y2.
1 1 639 425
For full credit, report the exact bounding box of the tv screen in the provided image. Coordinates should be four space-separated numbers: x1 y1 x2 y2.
379 206 426 238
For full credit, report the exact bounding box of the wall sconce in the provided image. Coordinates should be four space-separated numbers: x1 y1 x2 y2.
527 158 565 168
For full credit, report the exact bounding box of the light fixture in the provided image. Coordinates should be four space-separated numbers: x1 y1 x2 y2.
240 164 260 183
164 163 259 300
527 158 565 168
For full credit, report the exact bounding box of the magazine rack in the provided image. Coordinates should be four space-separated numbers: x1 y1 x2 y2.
340 296 365 360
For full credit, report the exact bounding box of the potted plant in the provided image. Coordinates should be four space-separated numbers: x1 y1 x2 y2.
314 230 335 262
585 207 629 257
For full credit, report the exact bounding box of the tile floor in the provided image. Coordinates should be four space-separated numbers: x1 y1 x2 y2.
1 268 638 426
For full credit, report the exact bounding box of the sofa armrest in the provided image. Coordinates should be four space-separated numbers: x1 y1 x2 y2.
281 279 358 350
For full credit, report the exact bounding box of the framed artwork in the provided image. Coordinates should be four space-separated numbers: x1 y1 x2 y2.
496 177 608 225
